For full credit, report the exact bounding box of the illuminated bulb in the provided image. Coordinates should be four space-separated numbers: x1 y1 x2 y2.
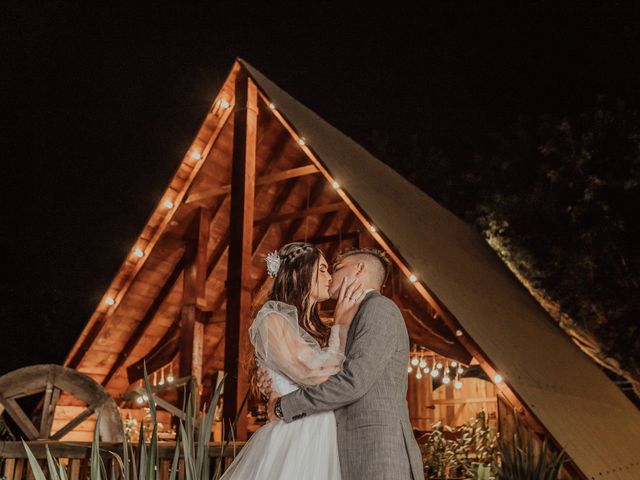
219 99 230 109
493 374 503 384
407 366 413 373
158 379 164 386
167 374 174 383
163 200 174 209
442 376 451 384
416 371 423 379
455 329 463 336
419 360 427 369
436 362 443 369
298 138 306 146
457 367 464 374
142 395 149 401
409 274 417 283
106 297 115 306
454 380 463 389
423 367 430 374
451 361 457 367
191 152 202 160
331 181 340 189
135 396 144 404
369 225 377 233
430 369 439 378
134 248 144 258
410 357 419 366
268 103 275 110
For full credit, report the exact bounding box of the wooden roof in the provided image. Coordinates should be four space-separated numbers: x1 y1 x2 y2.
62 59 640 479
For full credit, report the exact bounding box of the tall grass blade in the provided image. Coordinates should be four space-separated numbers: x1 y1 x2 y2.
21 440 47 480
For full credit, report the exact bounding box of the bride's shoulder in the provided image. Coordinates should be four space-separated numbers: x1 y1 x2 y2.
257 300 298 317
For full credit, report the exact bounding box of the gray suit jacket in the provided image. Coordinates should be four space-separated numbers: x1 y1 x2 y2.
280 291 424 480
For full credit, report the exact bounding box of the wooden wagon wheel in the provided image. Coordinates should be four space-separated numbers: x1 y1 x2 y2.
0 364 123 442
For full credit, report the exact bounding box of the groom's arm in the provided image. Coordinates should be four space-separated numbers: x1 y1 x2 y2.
279 295 400 422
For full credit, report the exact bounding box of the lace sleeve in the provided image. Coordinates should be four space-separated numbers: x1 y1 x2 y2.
249 301 346 386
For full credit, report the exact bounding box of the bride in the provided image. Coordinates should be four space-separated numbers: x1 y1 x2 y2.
220 242 365 479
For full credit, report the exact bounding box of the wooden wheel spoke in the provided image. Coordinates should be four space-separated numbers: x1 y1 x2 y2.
0 393 39 440
39 385 60 439
50 402 98 441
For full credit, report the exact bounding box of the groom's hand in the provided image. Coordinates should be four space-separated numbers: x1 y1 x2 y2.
267 396 282 423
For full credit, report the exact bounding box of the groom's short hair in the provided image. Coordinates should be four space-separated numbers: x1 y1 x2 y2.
334 247 391 288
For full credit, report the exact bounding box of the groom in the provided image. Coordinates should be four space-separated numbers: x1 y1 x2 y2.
267 247 424 479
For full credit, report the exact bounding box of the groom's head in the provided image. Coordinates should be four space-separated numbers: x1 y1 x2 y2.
329 247 391 298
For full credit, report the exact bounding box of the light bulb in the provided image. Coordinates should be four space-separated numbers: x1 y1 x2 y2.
454 380 463 389
493 374 503 383
298 138 306 146
142 395 149 401
191 152 202 160
423 367 430 374
331 181 340 189
442 376 451 384
416 371 423 379
451 361 457 367
455 329 463 336
163 200 174 209
135 396 144 404
419 360 427 369
106 297 115 306
430 369 439 377
158 379 164 386
407 366 413 373
369 225 377 233
409 274 417 283
457 367 464 374
167 374 174 383
219 99 230 109
268 103 275 110
134 248 144 258
411 357 419 366
436 362 443 369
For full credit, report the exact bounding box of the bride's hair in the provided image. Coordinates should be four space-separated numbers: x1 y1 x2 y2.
248 242 331 401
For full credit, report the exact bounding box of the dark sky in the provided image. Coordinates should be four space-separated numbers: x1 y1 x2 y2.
2 2 639 374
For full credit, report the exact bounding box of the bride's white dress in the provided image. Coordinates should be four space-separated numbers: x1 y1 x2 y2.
220 301 347 480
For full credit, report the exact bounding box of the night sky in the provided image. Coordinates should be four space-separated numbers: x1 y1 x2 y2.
2 2 639 374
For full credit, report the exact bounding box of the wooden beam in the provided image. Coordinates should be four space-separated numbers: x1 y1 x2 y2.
295 230 359 245
186 164 319 204
254 202 348 226
50 404 97 441
222 70 258 441
179 208 210 387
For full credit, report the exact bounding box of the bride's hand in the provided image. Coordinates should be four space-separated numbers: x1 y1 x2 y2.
333 277 365 326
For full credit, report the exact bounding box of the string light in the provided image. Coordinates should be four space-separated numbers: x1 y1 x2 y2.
331 181 340 189
134 248 144 258
369 225 377 232
442 376 451 384
436 362 443 369
219 99 230 109
409 274 417 283
430 369 439 378
298 138 306 146
410 357 419 366
191 152 202 160
106 297 115 306
407 366 413 373
457 367 464 374
423 366 430 374
419 358 427 369
268 103 275 110
416 370 423 380
163 200 174 209
451 361 457 367
455 329 463 336
493 374 503 384
454 380 463 389
135 396 144 404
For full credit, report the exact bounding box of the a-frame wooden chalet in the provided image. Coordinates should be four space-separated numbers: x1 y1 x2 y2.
60 59 640 479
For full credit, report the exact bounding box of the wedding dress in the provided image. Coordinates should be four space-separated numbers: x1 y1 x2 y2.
220 300 347 480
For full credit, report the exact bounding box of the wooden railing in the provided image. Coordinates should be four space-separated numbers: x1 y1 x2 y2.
0 441 246 480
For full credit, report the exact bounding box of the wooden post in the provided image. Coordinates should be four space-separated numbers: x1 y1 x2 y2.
179 208 210 397
222 69 257 440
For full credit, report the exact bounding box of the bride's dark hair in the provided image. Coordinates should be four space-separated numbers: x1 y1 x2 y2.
248 242 331 400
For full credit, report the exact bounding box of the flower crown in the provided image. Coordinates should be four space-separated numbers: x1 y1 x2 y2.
264 244 314 278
